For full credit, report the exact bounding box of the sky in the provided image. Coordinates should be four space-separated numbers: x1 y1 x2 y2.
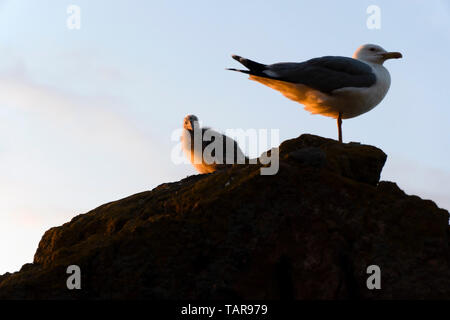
0 0 449 274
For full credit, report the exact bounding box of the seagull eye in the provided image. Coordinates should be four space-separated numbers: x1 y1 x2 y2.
370 48 375 51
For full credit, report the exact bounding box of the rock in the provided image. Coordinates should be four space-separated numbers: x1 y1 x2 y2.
0 134 448 300
288 147 326 168
282 134 387 186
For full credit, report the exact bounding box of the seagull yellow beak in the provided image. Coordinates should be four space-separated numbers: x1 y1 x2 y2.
382 52 403 60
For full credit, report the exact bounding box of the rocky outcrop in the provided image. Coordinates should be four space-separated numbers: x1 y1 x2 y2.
0 134 448 299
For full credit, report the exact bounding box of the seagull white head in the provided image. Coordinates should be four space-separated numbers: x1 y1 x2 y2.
353 44 402 65
183 114 199 131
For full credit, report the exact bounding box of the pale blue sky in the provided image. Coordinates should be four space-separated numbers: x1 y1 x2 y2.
0 0 449 273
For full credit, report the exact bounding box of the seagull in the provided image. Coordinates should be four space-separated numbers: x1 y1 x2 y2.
181 115 247 173
228 44 402 142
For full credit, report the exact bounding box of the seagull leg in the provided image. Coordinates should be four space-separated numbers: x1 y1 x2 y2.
337 112 343 143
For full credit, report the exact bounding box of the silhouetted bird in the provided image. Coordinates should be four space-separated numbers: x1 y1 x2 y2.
181 115 247 173
228 44 402 142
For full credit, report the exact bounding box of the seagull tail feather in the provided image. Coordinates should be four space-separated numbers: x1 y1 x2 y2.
230 54 266 74
226 68 250 74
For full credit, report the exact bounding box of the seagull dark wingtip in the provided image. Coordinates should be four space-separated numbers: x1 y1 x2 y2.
231 54 242 61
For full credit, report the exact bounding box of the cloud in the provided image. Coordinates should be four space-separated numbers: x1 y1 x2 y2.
53 49 128 83
0 70 176 273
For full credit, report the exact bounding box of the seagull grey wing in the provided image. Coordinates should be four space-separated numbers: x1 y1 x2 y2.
264 56 376 93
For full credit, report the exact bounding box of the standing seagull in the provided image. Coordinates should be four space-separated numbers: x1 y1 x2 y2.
228 44 402 142
181 115 247 174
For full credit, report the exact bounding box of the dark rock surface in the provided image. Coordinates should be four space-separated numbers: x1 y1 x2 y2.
0 134 448 299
